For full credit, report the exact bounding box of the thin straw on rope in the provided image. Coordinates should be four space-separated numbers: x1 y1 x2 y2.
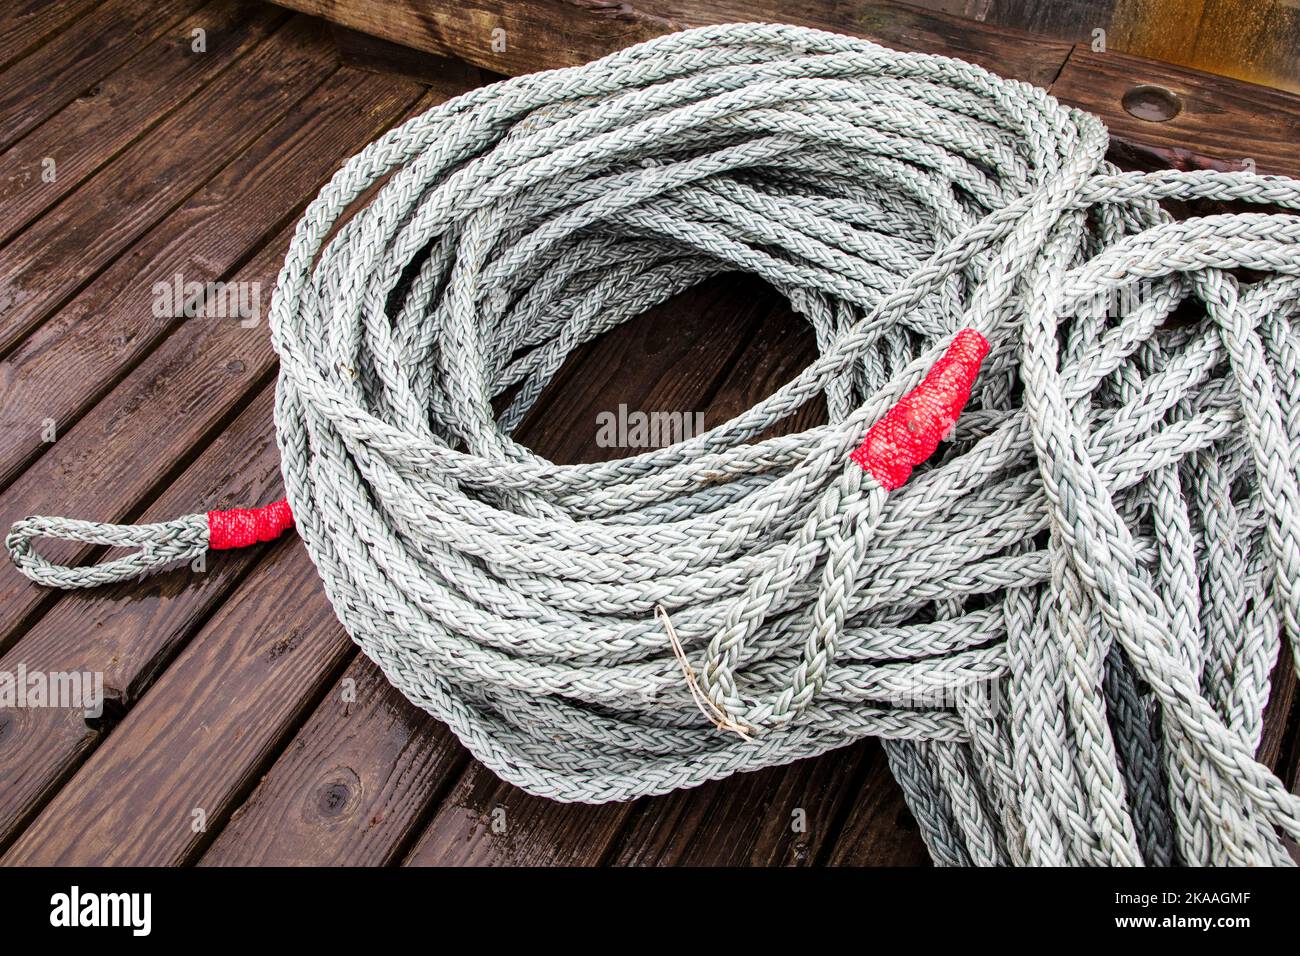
8 23 1300 866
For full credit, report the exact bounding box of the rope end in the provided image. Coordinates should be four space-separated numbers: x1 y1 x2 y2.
656 604 756 740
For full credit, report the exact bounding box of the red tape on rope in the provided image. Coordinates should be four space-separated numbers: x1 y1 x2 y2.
207 499 294 550
850 329 990 491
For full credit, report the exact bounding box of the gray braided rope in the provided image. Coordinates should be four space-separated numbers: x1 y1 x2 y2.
9 23 1300 866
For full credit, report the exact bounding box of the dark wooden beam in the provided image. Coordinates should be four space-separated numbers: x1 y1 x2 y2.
270 0 1073 86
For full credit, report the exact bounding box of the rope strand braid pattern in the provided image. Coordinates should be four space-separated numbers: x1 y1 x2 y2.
8 23 1300 866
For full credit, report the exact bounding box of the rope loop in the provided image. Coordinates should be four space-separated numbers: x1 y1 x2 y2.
5 514 209 589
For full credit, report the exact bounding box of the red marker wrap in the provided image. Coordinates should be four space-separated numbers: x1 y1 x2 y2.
850 329 990 491
207 499 294 550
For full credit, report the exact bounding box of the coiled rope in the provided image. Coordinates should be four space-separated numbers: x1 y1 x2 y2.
9 23 1300 866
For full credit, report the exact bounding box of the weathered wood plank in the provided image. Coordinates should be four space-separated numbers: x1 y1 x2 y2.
1106 0 1299 95
0 0 106 71
402 763 630 866
695 289 824 443
0 76 461 856
199 655 469 866
0 383 283 851
0 68 424 652
274 0 677 79
0 15 335 357
936 0 1110 43
0 0 205 151
1049 46 1300 179
611 751 866 866
272 0 1300 181
0 64 424 491
1258 650 1296 780
663 0 1072 85
0 537 352 866
0 0 287 246
271 0 1073 86
824 743 933 865
331 23 488 87
1174 0 1300 94
0 74 430 847
0 257 275 651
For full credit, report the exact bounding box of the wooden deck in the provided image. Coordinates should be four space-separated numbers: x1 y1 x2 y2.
0 0 1297 866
